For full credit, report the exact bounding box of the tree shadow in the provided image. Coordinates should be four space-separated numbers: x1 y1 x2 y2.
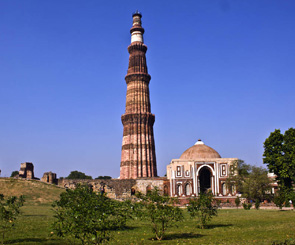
5 238 61 244
155 232 205 241
205 224 233 229
112 225 137 231
23 214 48 217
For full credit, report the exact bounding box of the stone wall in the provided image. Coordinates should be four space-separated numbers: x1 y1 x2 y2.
41 172 57 184
58 177 168 199
19 162 37 179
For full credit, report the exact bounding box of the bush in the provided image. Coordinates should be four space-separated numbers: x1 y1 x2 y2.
243 203 252 210
235 196 241 209
187 191 218 229
0 194 25 244
274 192 285 209
135 187 183 241
255 199 260 210
95 176 112 180
52 184 131 244
10 171 19 178
65 170 92 180
215 199 221 208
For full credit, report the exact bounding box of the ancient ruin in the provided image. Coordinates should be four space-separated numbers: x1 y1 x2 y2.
41 171 58 184
18 162 37 179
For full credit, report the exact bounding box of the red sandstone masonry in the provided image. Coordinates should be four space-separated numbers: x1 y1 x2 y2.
120 13 157 179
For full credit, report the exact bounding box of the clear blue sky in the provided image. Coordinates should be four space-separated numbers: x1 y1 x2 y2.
0 0 294 178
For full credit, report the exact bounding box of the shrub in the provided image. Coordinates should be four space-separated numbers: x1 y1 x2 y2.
135 187 183 241
65 171 92 180
10 171 19 178
52 184 131 244
215 199 221 208
0 194 25 244
235 196 241 209
243 203 252 210
274 192 285 209
187 191 218 229
255 199 260 210
95 176 112 180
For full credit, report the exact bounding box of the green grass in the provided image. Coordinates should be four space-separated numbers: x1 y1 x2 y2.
109 209 295 245
0 178 64 205
1 178 295 244
4 205 295 244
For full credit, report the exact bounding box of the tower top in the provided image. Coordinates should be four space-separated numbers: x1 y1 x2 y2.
130 11 144 43
132 10 142 18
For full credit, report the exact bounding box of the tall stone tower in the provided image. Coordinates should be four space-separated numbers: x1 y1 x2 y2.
120 12 157 179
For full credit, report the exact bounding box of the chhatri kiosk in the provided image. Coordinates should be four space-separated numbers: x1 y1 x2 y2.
167 139 238 200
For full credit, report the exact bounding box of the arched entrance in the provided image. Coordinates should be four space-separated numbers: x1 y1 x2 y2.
199 167 212 193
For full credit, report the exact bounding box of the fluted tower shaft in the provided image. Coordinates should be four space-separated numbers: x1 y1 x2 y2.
120 12 157 179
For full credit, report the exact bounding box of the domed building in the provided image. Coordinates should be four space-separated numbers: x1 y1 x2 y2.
166 139 238 200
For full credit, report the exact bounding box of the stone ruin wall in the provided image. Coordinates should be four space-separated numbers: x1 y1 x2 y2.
58 177 169 199
18 162 38 179
41 172 58 185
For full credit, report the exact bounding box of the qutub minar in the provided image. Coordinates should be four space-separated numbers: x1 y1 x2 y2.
120 11 157 179
36 12 243 204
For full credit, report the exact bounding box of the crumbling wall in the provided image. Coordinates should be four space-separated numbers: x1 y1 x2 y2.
41 172 57 184
58 177 168 199
18 162 36 179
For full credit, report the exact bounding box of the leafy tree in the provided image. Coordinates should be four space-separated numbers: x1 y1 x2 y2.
225 160 251 194
0 194 25 244
255 199 260 210
187 191 218 229
226 161 272 201
10 171 19 178
241 166 272 201
95 176 112 180
135 187 183 241
65 170 92 180
52 184 131 244
235 196 241 209
263 128 295 197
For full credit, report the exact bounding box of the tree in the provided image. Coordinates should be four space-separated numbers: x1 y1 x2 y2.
263 128 295 198
225 160 251 194
241 166 272 201
52 184 131 244
135 187 183 241
235 196 241 209
226 161 272 202
0 194 25 244
10 171 19 178
187 191 218 229
95 176 112 180
65 170 92 180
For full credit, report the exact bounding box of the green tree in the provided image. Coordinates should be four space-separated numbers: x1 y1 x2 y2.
52 184 131 244
187 191 218 229
241 166 272 201
95 176 112 180
135 187 183 241
225 160 251 194
226 161 272 202
263 128 295 199
10 171 19 178
255 199 260 210
66 170 92 180
0 194 25 244
235 196 241 209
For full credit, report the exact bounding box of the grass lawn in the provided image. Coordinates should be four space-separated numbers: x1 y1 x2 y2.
3 205 295 244
1 179 295 244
